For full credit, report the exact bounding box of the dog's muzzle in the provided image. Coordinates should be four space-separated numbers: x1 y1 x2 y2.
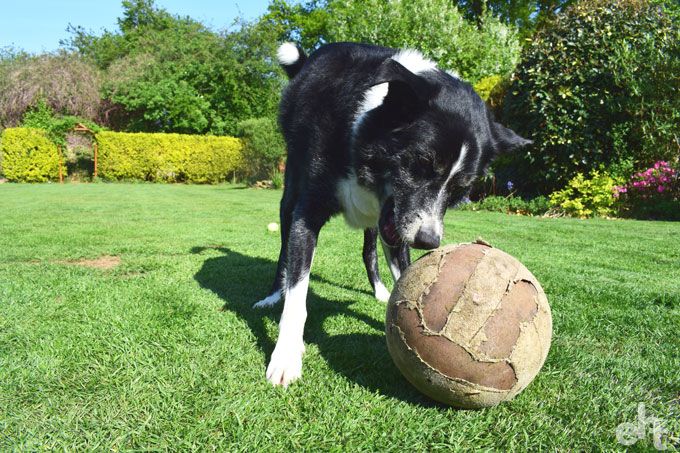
412 224 441 250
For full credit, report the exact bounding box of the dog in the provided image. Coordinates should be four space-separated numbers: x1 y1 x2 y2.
255 42 531 386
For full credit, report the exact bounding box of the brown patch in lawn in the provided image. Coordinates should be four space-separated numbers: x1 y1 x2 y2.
59 255 121 270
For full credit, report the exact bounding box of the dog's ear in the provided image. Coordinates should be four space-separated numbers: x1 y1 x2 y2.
369 59 435 130
372 58 435 106
491 121 532 154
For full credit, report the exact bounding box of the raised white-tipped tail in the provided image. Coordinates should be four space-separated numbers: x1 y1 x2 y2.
277 42 300 66
391 48 437 74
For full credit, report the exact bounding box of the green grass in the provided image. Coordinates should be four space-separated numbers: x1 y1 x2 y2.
0 183 678 451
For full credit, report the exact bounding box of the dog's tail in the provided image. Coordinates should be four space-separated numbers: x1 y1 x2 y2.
277 42 307 79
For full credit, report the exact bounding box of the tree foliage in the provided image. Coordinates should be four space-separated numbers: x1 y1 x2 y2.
0 51 103 129
237 117 286 182
3 0 524 140
21 99 101 147
264 0 521 82
64 0 282 135
503 0 680 194
454 0 575 37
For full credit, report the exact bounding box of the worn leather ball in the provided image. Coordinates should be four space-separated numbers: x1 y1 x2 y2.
385 241 552 408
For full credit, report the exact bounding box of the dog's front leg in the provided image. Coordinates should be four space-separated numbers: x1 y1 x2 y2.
363 228 390 302
266 213 321 387
381 240 411 283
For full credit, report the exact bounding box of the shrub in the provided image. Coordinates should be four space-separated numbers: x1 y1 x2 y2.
67 2 282 135
614 161 680 220
21 100 101 145
0 128 63 182
473 75 510 113
503 0 680 194
548 171 623 218
0 51 103 129
96 131 243 183
237 117 286 182
271 171 284 190
474 75 502 102
313 0 520 83
458 195 550 216
20 101 103 181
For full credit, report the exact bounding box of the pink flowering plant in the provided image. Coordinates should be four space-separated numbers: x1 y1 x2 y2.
613 160 680 219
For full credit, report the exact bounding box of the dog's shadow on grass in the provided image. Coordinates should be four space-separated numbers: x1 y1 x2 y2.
191 245 433 406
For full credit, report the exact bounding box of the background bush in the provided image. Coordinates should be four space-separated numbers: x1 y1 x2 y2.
267 0 521 83
614 161 680 220
66 1 282 135
473 74 511 114
503 0 680 194
459 195 550 216
237 117 286 182
0 128 63 182
21 100 101 145
549 170 623 218
96 131 243 183
0 51 103 129
20 101 103 181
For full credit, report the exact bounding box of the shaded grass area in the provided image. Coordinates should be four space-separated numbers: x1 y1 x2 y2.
0 183 678 450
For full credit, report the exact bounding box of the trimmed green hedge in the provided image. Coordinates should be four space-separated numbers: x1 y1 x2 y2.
0 128 63 182
96 131 243 183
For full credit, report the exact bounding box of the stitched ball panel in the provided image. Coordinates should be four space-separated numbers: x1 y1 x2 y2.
385 242 552 408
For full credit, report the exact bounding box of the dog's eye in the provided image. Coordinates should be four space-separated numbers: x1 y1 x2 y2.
448 185 471 207
412 155 434 178
433 161 447 176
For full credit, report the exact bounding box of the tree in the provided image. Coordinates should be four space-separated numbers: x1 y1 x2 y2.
263 0 522 83
454 0 575 38
262 0 332 50
64 0 282 135
0 51 103 129
502 0 680 194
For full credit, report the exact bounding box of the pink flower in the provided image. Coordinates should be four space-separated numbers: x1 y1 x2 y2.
658 185 665 193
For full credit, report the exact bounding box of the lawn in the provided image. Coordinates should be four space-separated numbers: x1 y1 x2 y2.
0 183 678 450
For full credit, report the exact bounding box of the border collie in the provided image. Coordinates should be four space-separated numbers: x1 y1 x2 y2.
255 42 531 386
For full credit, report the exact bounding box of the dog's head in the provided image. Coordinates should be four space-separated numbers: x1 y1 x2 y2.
353 53 531 249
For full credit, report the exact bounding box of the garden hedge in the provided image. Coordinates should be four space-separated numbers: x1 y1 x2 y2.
0 128 63 182
96 131 243 183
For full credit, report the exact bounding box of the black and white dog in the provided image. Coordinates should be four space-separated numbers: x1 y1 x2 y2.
255 42 530 386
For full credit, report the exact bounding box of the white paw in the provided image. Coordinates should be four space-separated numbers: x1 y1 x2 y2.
374 281 391 303
266 342 305 387
253 290 282 308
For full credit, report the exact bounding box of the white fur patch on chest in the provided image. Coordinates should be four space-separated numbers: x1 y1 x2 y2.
336 174 380 229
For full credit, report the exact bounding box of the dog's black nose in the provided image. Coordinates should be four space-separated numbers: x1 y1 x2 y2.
412 226 441 250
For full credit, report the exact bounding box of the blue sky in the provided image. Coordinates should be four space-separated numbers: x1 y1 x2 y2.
0 0 273 53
